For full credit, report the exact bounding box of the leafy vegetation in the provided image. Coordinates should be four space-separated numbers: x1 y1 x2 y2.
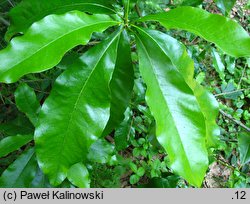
0 0 249 188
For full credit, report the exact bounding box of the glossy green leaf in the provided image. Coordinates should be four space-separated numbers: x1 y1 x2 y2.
136 28 219 148
0 148 37 187
87 139 114 164
135 27 208 187
215 0 236 15
238 132 250 165
211 48 225 80
0 11 118 83
6 0 116 40
67 163 90 188
35 30 121 186
0 134 33 158
14 83 40 126
192 84 220 147
103 30 134 136
139 6 250 57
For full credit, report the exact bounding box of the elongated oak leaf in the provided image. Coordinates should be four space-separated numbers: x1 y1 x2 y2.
0 11 118 83
102 30 134 136
0 148 37 187
139 6 250 57
6 0 116 40
138 29 220 148
14 83 40 126
0 134 33 158
135 27 208 187
34 30 121 186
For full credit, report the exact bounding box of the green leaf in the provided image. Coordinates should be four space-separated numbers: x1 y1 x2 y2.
141 176 180 188
30 167 53 188
192 84 220 147
34 30 121 186
211 48 225 80
67 163 90 188
139 6 250 57
0 114 34 136
215 0 236 15
0 148 37 187
0 11 118 83
102 30 134 136
136 28 219 148
87 139 114 163
6 0 116 40
135 27 208 187
14 83 40 126
238 132 250 165
129 162 138 173
137 167 145 177
114 109 132 151
0 134 33 158
181 0 203 6
130 174 140 184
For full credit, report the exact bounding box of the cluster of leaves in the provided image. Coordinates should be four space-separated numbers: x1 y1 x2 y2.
0 0 249 188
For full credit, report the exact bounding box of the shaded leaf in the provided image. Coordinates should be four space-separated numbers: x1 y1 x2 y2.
140 175 180 188
14 83 40 126
0 148 37 187
0 11 118 83
139 6 250 57
30 167 53 188
0 134 33 158
0 114 34 136
135 27 208 187
238 132 250 165
181 0 204 6
215 0 236 15
102 30 134 136
211 48 225 80
87 139 114 163
34 30 121 186
6 0 116 40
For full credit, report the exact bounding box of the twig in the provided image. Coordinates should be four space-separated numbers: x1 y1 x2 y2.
238 64 247 89
216 157 248 178
214 88 250 97
219 109 250 132
135 4 148 28
7 0 15 7
0 16 10 26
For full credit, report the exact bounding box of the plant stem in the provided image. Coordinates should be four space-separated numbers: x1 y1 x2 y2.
124 0 130 25
0 16 9 26
238 64 247 89
214 88 250 97
219 109 250 132
216 157 248 178
135 4 148 28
